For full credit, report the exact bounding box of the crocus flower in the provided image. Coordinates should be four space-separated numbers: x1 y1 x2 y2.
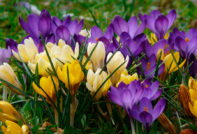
88 24 114 44
0 47 11 64
57 60 84 96
140 9 176 39
169 28 197 59
28 51 56 76
52 16 84 47
2 120 29 134
162 51 186 74
87 41 105 71
0 63 23 94
139 54 164 78
188 77 197 118
129 98 166 129
12 37 38 63
32 76 59 103
142 79 162 100
0 101 23 123
144 39 167 58
116 70 138 87
111 15 146 58
86 68 112 100
189 54 197 77
28 39 79 76
108 80 144 113
106 51 129 85
112 15 145 39
5 38 18 52
19 10 54 52
120 33 146 58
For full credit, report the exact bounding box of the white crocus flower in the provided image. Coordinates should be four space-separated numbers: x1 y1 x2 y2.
106 51 129 85
12 37 38 62
87 41 105 71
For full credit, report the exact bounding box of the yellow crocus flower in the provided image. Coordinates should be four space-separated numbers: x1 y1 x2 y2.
0 101 23 123
2 120 29 134
189 100 197 118
86 68 112 100
0 63 23 94
116 70 138 87
32 76 59 103
12 37 38 62
163 51 186 74
188 77 197 118
106 51 129 85
57 60 84 96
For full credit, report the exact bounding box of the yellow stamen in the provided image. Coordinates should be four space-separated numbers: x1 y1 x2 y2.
145 84 148 88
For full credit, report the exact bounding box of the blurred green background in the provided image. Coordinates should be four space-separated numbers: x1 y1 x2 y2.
0 0 197 46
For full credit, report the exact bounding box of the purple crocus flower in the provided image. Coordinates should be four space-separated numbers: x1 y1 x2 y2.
189 54 197 78
19 9 54 52
144 39 167 57
168 28 197 77
112 15 145 39
5 38 18 52
52 16 84 42
142 79 162 100
168 28 197 59
120 33 146 57
129 98 166 129
140 9 176 40
108 80 144 113
88 24 114 43
0 47 11 64
139 54 164 78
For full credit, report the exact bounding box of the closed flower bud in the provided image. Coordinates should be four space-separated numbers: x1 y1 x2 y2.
0 63 23 94
179 84 193 116
157 113 177 134
87 41 105 71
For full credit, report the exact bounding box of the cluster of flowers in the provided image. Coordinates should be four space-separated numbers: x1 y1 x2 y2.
0 9 197 133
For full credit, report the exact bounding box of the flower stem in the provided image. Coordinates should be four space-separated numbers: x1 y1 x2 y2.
130 117 136 134
70 95 78 126
3 86 7 101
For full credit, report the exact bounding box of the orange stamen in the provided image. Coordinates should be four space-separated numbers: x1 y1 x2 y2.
96 37 98 42
145 84 148 88
185 37 189 43
144 107 148 112
147 62 151 71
